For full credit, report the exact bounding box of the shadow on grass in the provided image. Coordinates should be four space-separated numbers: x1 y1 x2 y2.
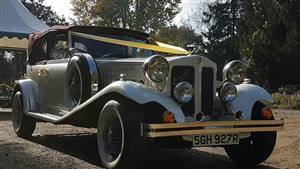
28 133 103 167
26 133 280 169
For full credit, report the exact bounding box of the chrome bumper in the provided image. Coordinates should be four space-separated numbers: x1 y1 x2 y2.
141 120 284 138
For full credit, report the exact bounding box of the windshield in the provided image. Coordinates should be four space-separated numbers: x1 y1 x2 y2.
71 34 154 58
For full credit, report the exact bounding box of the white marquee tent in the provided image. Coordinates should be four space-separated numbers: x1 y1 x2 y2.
0 0 48 50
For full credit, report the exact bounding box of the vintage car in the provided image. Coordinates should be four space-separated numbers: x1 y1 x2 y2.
12 26 283 169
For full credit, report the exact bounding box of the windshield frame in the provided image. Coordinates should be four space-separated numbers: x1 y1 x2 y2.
68 31 155 59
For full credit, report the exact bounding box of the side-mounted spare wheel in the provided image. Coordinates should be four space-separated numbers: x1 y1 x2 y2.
225 102 277 166
12 91 36 137
97 99 147 169
65 53 99 108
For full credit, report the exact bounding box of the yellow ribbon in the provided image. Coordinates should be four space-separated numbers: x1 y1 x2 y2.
70 31 190 55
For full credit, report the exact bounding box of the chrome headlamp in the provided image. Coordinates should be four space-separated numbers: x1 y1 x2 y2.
219 82 237 102
144 55 169 83
222 60 247 84
173 82 194 104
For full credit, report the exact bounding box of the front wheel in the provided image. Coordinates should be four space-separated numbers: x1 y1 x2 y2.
225 131 276 166
12 91 36 137
97 100 147 169
224 103 277 166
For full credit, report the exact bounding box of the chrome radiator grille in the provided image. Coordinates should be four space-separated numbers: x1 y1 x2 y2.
171 66 195 116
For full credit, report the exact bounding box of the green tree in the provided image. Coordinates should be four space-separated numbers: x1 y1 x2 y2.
153 25 203 50
239 0 300 90
190 0 300 89
191 0 241 79
21 0 68 26
71 0 181 33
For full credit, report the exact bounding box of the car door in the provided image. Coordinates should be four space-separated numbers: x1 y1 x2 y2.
34 33 70 115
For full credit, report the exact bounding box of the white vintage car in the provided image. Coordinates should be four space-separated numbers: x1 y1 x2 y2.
12 26 283 169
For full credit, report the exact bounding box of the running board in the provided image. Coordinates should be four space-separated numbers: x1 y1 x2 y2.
142 120 284 138
26 112 65 123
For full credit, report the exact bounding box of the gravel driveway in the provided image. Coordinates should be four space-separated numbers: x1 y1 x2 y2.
0 109 299 169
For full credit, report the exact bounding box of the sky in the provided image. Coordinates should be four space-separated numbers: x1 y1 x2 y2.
174 0 202 25
44 0 201 25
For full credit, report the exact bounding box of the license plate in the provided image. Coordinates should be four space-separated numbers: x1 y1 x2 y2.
193 133 239 146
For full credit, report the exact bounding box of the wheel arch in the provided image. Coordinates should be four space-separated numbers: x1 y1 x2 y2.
96 81 185 122
228 83 273 120
66 91 167 128
12 79 39 113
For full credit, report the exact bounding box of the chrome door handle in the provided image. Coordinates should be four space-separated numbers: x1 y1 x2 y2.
38 68 49 78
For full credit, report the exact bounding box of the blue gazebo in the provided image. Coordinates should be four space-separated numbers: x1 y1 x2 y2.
0 0 48 50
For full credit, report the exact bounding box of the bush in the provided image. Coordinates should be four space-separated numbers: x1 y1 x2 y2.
272 93 300 110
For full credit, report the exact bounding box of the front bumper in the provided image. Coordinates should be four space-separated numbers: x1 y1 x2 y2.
141 119 284 138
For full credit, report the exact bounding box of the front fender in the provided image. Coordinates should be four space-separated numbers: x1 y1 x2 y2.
97 81 185 122
13 79 39 113
26 80 185 124
229 84 273 120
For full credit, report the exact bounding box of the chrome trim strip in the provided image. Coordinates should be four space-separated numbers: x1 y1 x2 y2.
142 119 284 138
145 126 283 138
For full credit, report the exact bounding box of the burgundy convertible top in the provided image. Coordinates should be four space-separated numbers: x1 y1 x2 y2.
27 25 150 55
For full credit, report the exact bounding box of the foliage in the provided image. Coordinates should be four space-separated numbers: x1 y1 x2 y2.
191 0 300 88
239 0 300 90
71 0 181 33
0 50 26 84
272 93 300 110
153 25 204 49
21 0 68 26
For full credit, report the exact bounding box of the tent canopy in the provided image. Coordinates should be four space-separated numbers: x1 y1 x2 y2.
0 0 49 49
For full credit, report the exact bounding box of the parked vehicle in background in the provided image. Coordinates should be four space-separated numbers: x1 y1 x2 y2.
12 26 283 169
0 83 12 108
